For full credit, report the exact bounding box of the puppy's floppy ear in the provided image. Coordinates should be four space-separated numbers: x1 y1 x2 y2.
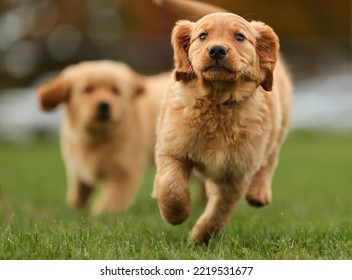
36 76 70 111
171 20 195 81
251 21 279 91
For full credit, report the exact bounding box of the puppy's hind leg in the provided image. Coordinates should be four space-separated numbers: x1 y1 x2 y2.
152 155 192 225
66 173 94 209
190 179 245 244
246 151 278 207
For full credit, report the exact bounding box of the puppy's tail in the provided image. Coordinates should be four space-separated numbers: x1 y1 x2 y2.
153 0 228 19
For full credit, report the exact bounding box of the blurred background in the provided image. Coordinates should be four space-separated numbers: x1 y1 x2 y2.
0 0 351 139
0 1 351 260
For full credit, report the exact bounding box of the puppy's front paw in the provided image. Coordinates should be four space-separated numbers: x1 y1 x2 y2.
154 184 191 225
159 197 191 225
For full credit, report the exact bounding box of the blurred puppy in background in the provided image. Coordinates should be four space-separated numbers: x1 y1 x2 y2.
37 60 170 216
152 4 292 243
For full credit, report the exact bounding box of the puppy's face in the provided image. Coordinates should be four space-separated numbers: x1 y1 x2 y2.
172 13 279 92
68 74 126 132
36 61 144 133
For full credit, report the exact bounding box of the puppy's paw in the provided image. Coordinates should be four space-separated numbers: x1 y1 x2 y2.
153 173 192 225
91 202 104 217
66 191 87 210
159 199 191 225
189 229 211 245
91 195 133 217
159 194 191 225
189 223 218 245
245 186 272 207
155 186 191 225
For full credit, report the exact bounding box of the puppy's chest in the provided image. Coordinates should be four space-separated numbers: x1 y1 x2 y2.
69 141 122 183
184 106 268 174
73 149 103 180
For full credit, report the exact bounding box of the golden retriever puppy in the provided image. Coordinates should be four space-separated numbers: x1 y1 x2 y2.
37 60 170 216
152 13 292 243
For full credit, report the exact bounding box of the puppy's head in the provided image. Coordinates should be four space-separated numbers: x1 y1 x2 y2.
36 61 144 132
172 13 279 92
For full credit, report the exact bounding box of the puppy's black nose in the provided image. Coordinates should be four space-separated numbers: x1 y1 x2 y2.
208 45 227 60
97 101 110 121
98 101 110 113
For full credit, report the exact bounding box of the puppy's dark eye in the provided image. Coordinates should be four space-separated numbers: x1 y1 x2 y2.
199 33 207 41
235 33 245 42
111 86 119 95
84 85 94 94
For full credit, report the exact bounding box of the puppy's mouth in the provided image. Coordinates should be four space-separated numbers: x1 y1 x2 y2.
201 64 237 82
203 65 233 73
87 115 120 134
96 112 110 122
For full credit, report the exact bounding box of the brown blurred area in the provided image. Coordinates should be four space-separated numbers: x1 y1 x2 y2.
0 0 351 89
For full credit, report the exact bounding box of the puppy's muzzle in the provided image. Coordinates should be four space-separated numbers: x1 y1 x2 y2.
97 101 110 121
208 45 227 60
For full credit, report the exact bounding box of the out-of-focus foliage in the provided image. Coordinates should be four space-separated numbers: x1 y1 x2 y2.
0 0 350 87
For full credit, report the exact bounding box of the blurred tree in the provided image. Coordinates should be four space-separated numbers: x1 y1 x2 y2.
0 0 350 87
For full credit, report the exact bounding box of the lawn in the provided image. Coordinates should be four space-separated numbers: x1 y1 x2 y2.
0 131 351 259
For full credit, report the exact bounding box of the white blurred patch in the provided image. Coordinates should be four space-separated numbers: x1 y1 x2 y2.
291 66 352 130
0 88 62 140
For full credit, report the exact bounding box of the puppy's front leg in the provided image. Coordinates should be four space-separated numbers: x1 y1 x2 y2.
66 173 94 209
190 179 246 244
91 171 141 216
152 154 192 225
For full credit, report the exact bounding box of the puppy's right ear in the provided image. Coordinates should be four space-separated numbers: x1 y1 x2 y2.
36 77 70 111
171 20 195 82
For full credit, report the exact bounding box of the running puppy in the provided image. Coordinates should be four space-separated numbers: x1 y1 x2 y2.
37 60 169 216
152 13 292 243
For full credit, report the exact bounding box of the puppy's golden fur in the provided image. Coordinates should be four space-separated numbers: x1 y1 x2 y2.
37 60 170 215
152 13 292 243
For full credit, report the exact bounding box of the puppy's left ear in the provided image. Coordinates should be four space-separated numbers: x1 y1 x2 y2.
251 21 279 91
171 20 195 82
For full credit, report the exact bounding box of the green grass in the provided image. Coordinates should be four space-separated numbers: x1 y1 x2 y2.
0 131 352 259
